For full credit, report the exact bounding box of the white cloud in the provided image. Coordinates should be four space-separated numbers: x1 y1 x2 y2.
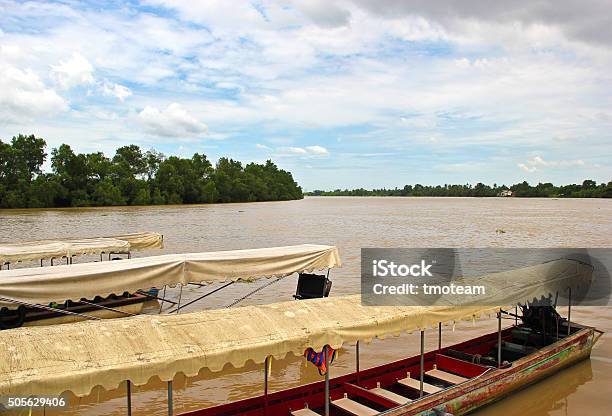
0 44 22 61
282 146 308 154
0 63 67 122
518 163 537 173
101 80 132 101
518 156 585 172
50 52 94 89
278 145 330 156
255 143 271 150
305 145 329 155
137 103 208 137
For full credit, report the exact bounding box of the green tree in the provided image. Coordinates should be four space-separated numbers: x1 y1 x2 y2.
93 178 126 206
145 149 165 181
10 134 46 182
113 145 147 178
51 144 88 206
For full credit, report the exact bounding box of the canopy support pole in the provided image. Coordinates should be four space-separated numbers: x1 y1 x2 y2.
79 300 137 316
167 381 173 416
136 290 177 305
176 285 183 314
497 311 502 368
515 305 519 325
168 281 234 314
419 330 424 398
159 286 167 313
356 341 360 384
264 356 270 416
324 345 330 416
127 380 132 416
438 322 442 350
567 287 572 336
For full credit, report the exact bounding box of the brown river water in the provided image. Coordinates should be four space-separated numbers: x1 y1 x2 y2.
1 196 611 416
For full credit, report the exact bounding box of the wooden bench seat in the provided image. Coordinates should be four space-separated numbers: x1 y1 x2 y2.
331 395 379 416
291 407 321 416
370 383 411 405
397 373 442 395
426 364 469 385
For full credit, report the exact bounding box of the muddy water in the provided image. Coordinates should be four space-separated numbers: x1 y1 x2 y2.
1 196 610 416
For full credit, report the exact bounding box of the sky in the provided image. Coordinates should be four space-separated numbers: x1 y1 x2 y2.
0 0 611 190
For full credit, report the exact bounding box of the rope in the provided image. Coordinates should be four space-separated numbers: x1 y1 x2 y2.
226 276 286 308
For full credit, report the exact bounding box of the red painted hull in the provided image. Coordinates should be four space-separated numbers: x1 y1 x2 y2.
182 325 596 416
397 326 595 416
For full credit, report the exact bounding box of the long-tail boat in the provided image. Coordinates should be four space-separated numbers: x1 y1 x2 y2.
0 258 602 416
0 231 164 269
0 231 164 328
0 244 340 329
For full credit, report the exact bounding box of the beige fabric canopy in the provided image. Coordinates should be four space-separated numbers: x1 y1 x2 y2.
62 238 130 257
0 241 67 264
0 244 341 308
110 232 164 251
0 259 591 398
0 232 163 265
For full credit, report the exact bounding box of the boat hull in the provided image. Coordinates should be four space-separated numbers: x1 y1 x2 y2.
0 293 152 329
22 302 146 327
398 326 595 416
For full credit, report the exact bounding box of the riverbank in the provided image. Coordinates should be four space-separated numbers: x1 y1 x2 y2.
306 180 612 198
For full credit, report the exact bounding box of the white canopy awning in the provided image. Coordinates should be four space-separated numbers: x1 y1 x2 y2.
109 232 164 251
0 244 341 308
0 232 163 265
61 238 130 257
0 259 591 398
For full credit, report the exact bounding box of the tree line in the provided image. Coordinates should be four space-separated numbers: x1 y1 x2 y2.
307 181 612 198
0 134 303 208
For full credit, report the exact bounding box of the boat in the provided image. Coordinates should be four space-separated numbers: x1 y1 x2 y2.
0 244 341 329
189 307 600 416
0 231 165 328
1 292 150 329
0 231 164 269
0 258 601 416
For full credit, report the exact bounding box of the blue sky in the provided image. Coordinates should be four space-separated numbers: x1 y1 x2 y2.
0 0 611 190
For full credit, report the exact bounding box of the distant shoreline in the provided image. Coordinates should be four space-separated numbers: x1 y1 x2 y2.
304 195 610 199
305 180 612 198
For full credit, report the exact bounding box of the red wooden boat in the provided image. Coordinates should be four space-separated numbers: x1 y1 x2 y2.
186 306 601 416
